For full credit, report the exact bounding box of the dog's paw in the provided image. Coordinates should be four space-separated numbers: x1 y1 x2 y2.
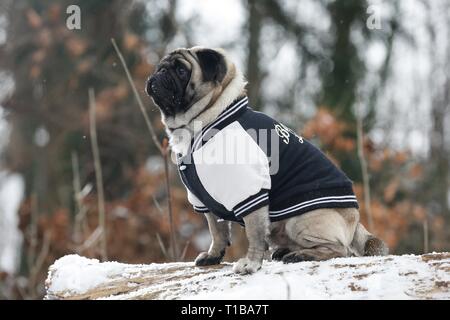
281 251 313 264
232 257 262 274
194 250 224 266
271 248 291 261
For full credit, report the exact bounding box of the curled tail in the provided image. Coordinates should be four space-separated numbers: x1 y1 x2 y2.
351 223 389 256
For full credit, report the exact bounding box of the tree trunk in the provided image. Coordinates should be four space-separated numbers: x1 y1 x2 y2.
246 0 263 109
45 253 450 300
427 1 450 236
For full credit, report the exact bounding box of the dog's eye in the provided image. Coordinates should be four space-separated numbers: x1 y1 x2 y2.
177 66 187 77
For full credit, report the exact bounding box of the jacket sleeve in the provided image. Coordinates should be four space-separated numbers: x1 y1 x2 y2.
187 189 210 214
192 122 271 218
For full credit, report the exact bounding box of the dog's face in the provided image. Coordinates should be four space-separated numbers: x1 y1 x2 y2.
146 47 228 117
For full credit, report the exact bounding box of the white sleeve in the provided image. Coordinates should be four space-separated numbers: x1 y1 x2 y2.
186 189 210 214
192 122 271 218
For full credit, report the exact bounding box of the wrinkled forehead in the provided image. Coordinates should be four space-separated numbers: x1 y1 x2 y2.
159 49 198 70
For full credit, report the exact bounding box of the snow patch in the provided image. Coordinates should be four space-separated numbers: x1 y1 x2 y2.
47 255 120 295
0 172 25 274
46 253 450 300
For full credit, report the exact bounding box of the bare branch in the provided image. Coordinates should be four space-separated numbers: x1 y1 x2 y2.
28 230 51 298
111 38 163 154
151 193 164 215
88 88 108 261
163 139 178 261
423 217 429 254
111 39 179 261
27 194 39 272
77 226 103 253
156 233 170 261
356 102 374 232
71 151 88 244
180 240 190 262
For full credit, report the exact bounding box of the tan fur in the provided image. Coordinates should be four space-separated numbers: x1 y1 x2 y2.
160 48 247 156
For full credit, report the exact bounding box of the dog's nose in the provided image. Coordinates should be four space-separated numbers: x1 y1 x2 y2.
145 77 154 96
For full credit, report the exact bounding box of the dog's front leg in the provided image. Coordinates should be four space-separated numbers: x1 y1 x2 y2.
233 206 270 274
195 213 231 266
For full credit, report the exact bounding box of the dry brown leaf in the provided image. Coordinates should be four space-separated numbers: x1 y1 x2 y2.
77 59 93 74
48 4 62 24
29 65 41 79
124 33 140 51
26 8 43 29
65 37 88 57
32 49 46 63
409 163 423 179
384 178 400 202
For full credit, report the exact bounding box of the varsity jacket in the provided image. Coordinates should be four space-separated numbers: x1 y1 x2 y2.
177 96 358 224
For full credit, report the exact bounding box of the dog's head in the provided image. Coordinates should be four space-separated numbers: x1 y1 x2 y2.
146 47 245 129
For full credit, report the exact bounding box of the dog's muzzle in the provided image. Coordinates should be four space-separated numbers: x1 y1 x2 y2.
145 77 156 96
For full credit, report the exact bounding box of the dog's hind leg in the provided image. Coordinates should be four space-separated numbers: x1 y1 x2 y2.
282 208 359 263
282 245 348 263
267 221 296 261
195 213 231 266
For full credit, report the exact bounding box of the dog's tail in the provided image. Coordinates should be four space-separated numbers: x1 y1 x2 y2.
351 223 389 256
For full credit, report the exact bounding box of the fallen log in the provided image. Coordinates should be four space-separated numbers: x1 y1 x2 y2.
45 252 450 300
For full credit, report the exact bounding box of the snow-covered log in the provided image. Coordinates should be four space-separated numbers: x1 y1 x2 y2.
45 253 450 300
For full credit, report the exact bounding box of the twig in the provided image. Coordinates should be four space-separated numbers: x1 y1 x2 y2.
28 230 51 299
355 102 374 232
180 240 190 262
156 233 170 260
88 88 108 261
151 193 164 215
111 38 163 154
423 216 429 254
163 139 178 261
71 151 88 244
112 38 178 261
77 226 103 253
27 194 39 272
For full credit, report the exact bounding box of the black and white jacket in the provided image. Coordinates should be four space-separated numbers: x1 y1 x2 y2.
177 96 358 224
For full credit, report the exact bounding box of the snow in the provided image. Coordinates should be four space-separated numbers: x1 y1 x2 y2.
186 255 449 300
47 255 121 295
45 254 191 297
0 107 24 275
0 172 25 274
45 253 450 300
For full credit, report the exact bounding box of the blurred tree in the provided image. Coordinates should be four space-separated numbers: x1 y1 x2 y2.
0 0 158 208
320 0 367 122
245 0 263 108
243 0 403 180
0 0 199 298
423 0 450 246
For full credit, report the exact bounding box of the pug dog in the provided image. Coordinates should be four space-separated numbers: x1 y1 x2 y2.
146 47 388 275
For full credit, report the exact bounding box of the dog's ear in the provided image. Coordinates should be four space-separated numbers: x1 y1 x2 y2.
196 49 227 83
